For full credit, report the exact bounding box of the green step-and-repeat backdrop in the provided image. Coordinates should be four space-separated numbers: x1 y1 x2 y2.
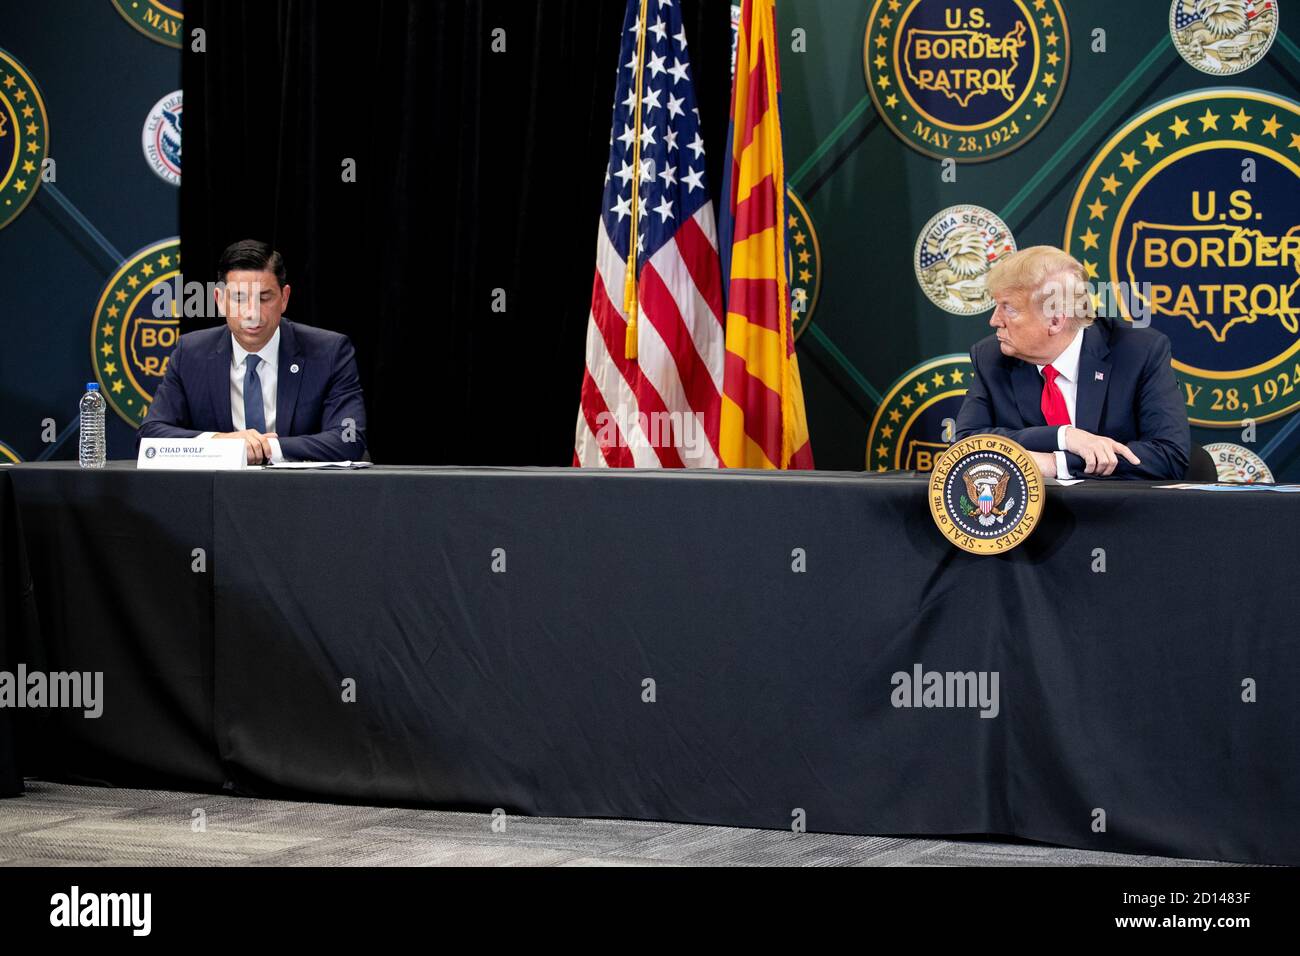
3 1 1297 483
778 0 1298 481
0 0 181 464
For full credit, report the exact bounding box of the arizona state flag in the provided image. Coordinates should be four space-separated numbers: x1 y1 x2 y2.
719 0 813 469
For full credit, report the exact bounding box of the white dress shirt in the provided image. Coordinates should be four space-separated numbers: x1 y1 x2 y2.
1035 328 1083 479
200 328 284 462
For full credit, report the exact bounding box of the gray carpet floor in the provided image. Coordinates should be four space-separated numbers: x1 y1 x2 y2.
0 781 1240 866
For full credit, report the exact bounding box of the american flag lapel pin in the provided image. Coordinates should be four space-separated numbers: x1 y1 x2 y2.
1095 371 1105 381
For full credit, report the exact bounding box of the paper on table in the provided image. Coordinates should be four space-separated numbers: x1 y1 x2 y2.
264 461 371 470
1047 477 1084 486
1155 482 1300 492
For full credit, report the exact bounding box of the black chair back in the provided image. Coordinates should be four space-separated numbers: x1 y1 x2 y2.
1184 443 1217 482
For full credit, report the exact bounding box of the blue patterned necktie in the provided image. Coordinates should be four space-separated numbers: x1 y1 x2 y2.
244 353 267 433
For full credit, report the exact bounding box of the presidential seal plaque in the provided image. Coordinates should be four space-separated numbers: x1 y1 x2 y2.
929 434 1044 553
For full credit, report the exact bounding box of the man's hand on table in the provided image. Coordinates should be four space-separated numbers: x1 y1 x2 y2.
214 429 278 464
1063 426 1140 477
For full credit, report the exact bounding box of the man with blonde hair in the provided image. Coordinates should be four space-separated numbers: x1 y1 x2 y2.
954 245 1189 479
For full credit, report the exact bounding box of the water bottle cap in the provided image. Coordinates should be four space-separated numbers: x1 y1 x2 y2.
86 382 99 390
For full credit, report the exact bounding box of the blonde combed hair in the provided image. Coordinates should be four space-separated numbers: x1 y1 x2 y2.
985 245 1095 328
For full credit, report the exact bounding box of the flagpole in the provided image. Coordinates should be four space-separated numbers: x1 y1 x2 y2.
623 0 651 360
764 0 795 468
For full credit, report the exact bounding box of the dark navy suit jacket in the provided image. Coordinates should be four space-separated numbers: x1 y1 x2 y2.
954 318 1190 480
138 319 367 461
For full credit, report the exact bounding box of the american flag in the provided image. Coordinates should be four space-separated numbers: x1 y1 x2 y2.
918 245 944 270
573 0 725 468
1173 1 1202 29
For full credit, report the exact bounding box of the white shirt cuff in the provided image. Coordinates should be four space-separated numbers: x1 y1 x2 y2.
1056 425 1070 451
268 437 285 463
1054 450 1072 480
198 431 216 440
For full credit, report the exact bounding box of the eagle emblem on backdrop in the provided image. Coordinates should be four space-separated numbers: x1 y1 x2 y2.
1065 88 1300 427
1204 441 1276 482
914 204 1017 314
864 0 1070 161
0 47 49 231
142 91 182 186
1170 0 1279 76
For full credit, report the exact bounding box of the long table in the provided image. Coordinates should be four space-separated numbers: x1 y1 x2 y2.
3 462 1298 864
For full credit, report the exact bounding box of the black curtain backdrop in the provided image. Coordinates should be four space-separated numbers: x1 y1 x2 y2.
181 0 734 465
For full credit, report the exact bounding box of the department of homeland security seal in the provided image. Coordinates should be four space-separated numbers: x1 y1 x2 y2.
915 204 1016 314
1064 89 1300 427
0 47 49 231
142 90 181 185
865 0 1069 162
786 188 821 339
867 354 973 471
1171 0 1278 76
929 434 1044 554
111 0 183 49
1204 441 1276 481
91 239 182 426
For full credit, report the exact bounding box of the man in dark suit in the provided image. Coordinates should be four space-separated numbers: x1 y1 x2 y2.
954 245 1189 479
139 240 367 463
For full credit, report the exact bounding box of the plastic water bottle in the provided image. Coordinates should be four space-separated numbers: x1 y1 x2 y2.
79 382 106 468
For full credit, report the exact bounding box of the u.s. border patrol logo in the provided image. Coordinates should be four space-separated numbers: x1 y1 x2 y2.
1204 441 1275 482
915 204 1016 314
91 239 182 426
142 90 181 185
865 0 1069 161
111 0 183 49
929 434 1044 554
787 188 821 339
1171 0 1278 76
1064 89 1300 427
0 48 49 231
867 354 972 471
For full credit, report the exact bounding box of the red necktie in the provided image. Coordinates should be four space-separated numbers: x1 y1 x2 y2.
1041 365 1071 427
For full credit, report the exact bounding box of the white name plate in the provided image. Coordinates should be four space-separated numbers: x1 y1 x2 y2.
137 437 247 470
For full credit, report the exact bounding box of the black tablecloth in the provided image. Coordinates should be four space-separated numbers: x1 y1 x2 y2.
5 463 1299 864
4 464 223 790
0 471 35 796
